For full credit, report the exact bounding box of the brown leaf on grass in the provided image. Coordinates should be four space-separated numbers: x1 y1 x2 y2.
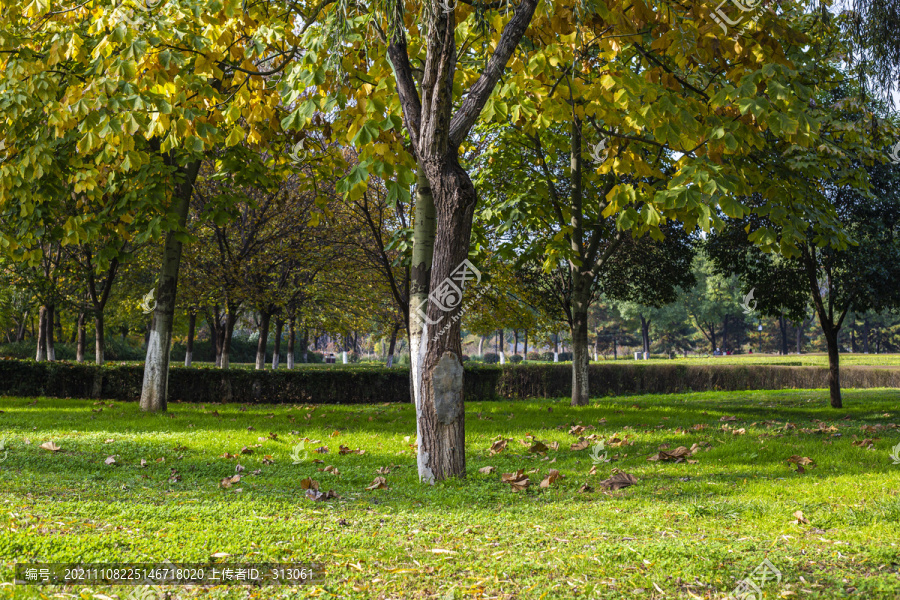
139 459 147 468
366 476 387 490
268 432 278 440
104 438 114 443
539 469 563 488
300 477 319 491
221 452 236 459
247 426 255 431
489 439 508 455
589 465 597 475
599 471 638 490
793 510 810 524
606 436 632 447
220 474 241 489
262 455 274 465
168 470 181 483
786 455 816 473
732 428 747 435
578 483 594 493
104 456 116 466
570 439 591 451
852 438 878 448
647 446 693 462
376 466 392 475
478 466 495 475
235 464 245 473
547 441 560 451
305 489 338 501
501 469 530 492
528 440 549 454
720 415 738 422
330 430 341 437
320 465 340 475
314 446 329 454
240 446 253 455
339 445 365 455
691 424 707 431
40 441 61 452
569 425 586 436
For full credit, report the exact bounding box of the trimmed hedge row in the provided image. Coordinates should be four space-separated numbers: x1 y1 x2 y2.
1 359 899 404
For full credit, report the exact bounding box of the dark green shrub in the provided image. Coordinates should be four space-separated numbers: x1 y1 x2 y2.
527 351 542 361
540 351 555 361
509 354 523 364
2 358 897 405
483 352 500 364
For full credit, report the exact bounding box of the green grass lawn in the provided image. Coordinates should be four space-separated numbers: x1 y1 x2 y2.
1 390 900 599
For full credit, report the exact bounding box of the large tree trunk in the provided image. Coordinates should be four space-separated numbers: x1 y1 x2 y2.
413 156 477 483
477 335 484 356
524 329 529 358
272 317 284 369
76 312 86 363
35 306 48 362
498 328 505 363
255 310 271 370
94 311 105 365
184 311 196 367
386 323 400 368
140 160 201 412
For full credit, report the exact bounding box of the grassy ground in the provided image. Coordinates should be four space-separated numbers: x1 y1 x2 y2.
1 390 900 599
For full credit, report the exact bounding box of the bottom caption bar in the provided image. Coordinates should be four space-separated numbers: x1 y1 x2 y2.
15 563 321 586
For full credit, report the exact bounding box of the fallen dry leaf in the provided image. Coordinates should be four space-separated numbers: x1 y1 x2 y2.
235 464 245 473
539 469 563 488
104 456 116 466
240 446 253 455
528 440 549 454
793 510 810 524
366 476 388 490
478 466 496 475
501 469 530 492
376 466 392 475
570 439 591 451
578 482 594 493
220 474 241 489
569 425 586 436
489 439 508 455
589 465 597 475
599 471 638 490
305 489 338 501
40 441 61 452
300 477 319 491
720 415 738 422
314 446 329 454
647 446 697 463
